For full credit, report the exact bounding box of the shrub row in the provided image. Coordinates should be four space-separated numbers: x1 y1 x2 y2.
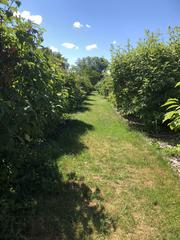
97 28 180 130
0 1 92 238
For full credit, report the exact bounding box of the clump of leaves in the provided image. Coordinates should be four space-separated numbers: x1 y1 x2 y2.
99 27 180 131
162 82 180 131
0 1 92 239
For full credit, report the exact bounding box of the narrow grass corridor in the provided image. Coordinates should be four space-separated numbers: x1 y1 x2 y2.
56 93 180 240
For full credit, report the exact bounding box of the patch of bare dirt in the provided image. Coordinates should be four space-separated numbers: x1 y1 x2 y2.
156 140 180 174
170 157 180 174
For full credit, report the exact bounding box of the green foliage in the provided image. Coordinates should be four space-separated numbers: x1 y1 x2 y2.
162 82 180 131
74 56 109 86
63 71 87 111
0 1 91 238
96 71 116 105
101 27 180 130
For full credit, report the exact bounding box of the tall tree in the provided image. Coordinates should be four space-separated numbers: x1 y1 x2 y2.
75 56 109 86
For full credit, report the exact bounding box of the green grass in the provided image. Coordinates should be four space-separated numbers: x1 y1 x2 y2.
29 93 180 240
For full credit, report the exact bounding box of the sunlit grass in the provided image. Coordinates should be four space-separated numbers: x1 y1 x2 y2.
59 93 180 240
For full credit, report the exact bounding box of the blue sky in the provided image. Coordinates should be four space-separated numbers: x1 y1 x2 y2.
19 0 180 64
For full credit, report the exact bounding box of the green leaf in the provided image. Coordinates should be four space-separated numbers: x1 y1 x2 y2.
163 111 176 123
175 82 180 87
162 98 178 107
167 104 179 110
15 0 21 7
6 10 13 18
0 0 9 6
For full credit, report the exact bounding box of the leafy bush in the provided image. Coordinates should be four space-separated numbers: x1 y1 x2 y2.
74 56 109 87
162 82 180 131
63 72 87 111
0 1 91 238
105 28 180 130
96 72 116 105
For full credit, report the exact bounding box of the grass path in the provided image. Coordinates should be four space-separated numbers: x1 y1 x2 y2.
58 93 180 240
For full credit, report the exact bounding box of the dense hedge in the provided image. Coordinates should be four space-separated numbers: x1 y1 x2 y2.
98 28 180 130
96 72 116 105
0 1 92 238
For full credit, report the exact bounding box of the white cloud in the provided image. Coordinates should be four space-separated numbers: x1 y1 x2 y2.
73 21 83 29
85 44 98 51
86 24 91 28
21 10 30 19
112 41 117 44
29 15 42 25
50 46 59 53
20 10 43 25
62 42 79 50
73 21 91 29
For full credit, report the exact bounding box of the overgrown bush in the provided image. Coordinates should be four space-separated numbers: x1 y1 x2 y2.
101 27 180 130
96 72 116 105
0 1 91 238
63 72 87 112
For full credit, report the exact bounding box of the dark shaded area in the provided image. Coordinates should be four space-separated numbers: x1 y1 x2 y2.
124 114 180 146
69 94 96 113
25 119 114 240
48 119 95 155
1 116 115 240
71 101 94 113
148 132 180 146
124 115 145 130
27 173 115 240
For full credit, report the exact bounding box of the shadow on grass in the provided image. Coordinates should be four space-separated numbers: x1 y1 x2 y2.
69 96 95 114
46 119 94 156
3 119 115 240
26 120 115 239
74 101 93 113
27 173 115 240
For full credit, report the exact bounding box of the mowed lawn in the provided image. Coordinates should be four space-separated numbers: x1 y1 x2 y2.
56 93 180 240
